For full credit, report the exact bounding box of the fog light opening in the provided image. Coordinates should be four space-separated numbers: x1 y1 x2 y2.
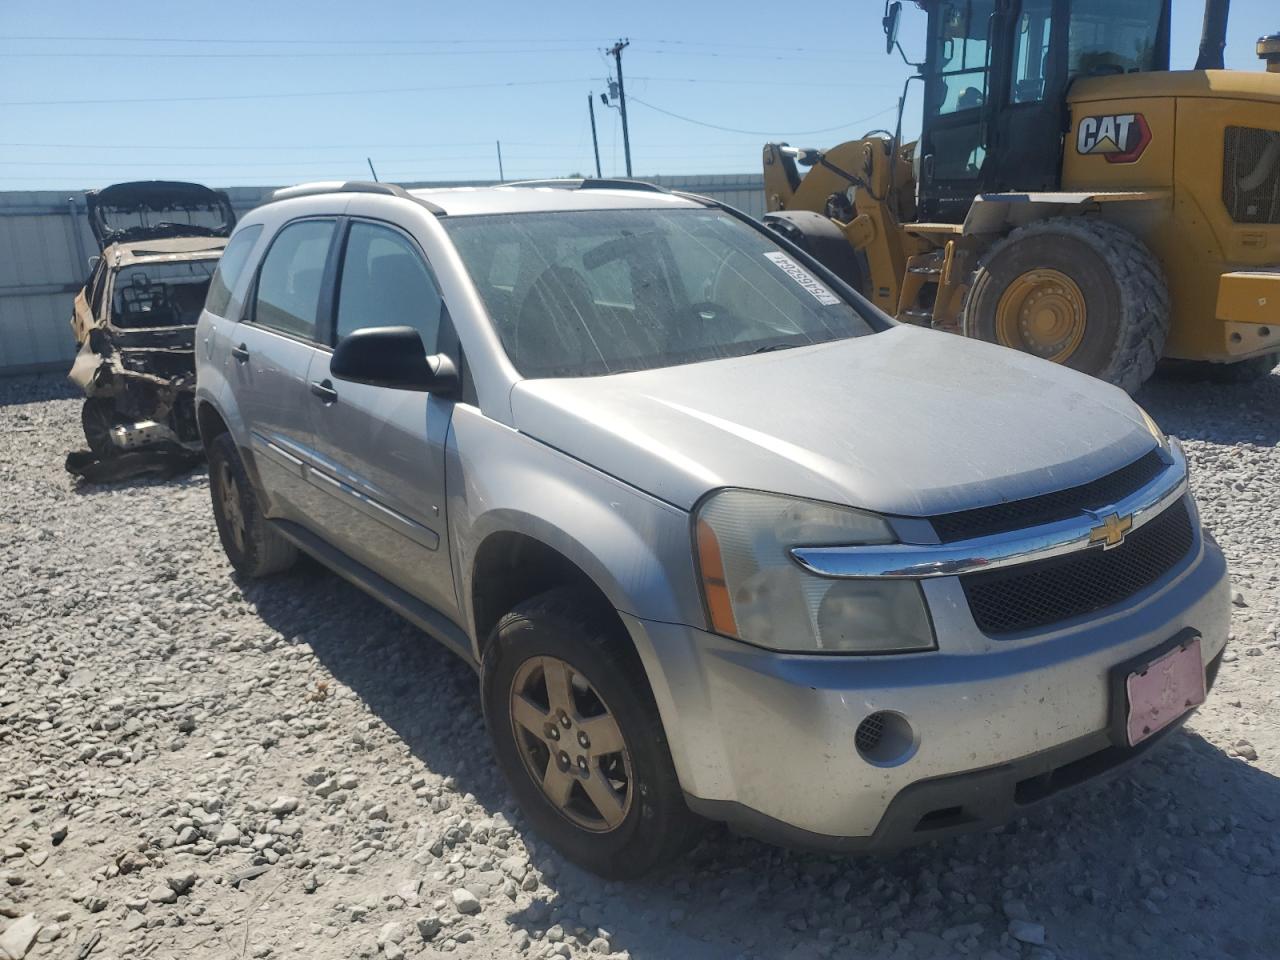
855 711 917 767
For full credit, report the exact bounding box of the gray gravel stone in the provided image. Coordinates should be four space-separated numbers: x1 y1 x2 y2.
451 888 481 915
0 914 40 959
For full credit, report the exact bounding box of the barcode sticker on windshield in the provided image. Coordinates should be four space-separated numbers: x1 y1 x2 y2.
763 252 842 305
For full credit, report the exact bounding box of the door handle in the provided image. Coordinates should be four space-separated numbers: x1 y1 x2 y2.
309 379 339 404
231 343 250 363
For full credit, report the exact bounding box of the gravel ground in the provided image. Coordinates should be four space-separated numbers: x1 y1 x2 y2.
1 367 1278 960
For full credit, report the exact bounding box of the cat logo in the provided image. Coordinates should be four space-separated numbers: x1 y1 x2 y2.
1076 113 1152 164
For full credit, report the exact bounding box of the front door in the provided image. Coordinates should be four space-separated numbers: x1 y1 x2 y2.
918 0 1001 222
304 218 459 620
230 216 338 524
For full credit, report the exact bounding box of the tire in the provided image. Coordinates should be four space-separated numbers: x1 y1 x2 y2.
206 432 298 578
1158 352 1278 384
962 217 1169 394
482 586 700 879
81 397 124 459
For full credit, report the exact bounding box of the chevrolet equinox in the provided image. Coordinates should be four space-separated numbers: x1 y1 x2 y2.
193 179 1229 878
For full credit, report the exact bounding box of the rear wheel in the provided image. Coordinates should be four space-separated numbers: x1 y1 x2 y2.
207 432 297 578
962 217 1169 393
482 587 699 879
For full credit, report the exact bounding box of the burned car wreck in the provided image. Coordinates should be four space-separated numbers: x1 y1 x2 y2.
67 181 234 480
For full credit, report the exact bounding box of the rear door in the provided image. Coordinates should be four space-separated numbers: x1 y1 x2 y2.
303 217 459 618
229 217 339 523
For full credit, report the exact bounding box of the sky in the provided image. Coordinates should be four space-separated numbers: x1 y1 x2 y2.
0 0 1274 191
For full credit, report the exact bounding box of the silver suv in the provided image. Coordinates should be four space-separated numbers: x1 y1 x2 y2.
194 179 1229 878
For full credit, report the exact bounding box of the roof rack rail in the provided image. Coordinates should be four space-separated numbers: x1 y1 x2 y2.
502 177 671 194
269 180 444 214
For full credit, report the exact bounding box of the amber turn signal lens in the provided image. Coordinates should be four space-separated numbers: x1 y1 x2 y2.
695 518 739 638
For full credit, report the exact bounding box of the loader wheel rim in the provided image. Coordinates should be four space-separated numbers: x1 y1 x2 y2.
995 269 1087 362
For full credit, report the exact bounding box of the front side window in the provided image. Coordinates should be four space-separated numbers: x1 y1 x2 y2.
928 0 997 116
335 221 443 350
253 219 335 340
443 208 876 379
110 258 218 329
1068 0 1165 79
206 224 263 318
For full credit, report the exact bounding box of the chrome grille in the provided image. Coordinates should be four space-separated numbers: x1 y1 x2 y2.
961 499 1195 636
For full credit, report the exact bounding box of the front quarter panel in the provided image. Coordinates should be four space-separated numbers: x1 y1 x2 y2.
446 404 706 655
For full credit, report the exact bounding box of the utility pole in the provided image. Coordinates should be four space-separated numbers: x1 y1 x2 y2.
496 140 504 182
606 39 632 177
588 93 602 178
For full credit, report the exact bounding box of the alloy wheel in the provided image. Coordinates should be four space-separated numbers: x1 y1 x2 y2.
509 655 633 832
218 462 247 554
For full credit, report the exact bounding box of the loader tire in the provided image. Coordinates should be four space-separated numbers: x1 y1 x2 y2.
962 217 1169 394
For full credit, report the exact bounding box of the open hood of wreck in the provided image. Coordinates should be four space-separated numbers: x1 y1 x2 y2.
85 181 236 249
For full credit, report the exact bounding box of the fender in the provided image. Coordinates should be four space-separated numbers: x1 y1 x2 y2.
445 405 705 658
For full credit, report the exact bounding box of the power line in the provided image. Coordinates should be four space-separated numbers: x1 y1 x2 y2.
0 77 598 107
0 139 793 151
626 95 898 136
0 47 595 59
0 34 611 45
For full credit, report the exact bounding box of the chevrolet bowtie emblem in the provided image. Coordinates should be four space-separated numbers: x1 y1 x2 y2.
1089 512 1134 549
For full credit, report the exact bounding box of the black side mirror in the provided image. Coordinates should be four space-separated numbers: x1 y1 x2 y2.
883 1 902 56
330 325 459 396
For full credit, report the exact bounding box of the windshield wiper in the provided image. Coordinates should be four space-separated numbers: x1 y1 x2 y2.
752 342 802 354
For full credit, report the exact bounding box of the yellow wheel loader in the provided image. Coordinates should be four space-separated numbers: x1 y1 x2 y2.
763 0 1280 391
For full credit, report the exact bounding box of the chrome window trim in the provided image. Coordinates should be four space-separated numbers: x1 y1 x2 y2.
791 441 1188 580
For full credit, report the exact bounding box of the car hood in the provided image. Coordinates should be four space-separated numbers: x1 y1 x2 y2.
86 181 236 249
509 325 1158 516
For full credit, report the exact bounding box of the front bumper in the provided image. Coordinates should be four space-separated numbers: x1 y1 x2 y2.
622 518 1230 848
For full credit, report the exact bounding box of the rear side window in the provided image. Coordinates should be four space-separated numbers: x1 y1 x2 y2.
206 224 263 318
88 261 109 317
335 221 443 350
253 219 336 340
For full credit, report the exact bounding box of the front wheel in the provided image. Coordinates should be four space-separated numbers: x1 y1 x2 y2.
962 217 1169 394
482 587 699 879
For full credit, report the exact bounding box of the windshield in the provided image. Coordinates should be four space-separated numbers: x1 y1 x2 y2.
110 259 218 328
442 207 876 378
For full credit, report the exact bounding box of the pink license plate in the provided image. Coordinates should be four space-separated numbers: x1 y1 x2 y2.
1125 638 1206 747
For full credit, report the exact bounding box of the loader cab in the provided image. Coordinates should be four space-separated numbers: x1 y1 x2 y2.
914 0 1171 222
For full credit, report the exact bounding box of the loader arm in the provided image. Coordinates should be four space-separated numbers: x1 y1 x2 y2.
764 138 926 314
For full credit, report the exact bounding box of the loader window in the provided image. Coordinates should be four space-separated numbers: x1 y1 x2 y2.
928 0 996 117
1068 0 1165 79
1010 0 1054 104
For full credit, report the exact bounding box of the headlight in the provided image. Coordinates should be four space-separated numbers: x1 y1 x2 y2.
1136 404 1169 453
693 489 936 654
